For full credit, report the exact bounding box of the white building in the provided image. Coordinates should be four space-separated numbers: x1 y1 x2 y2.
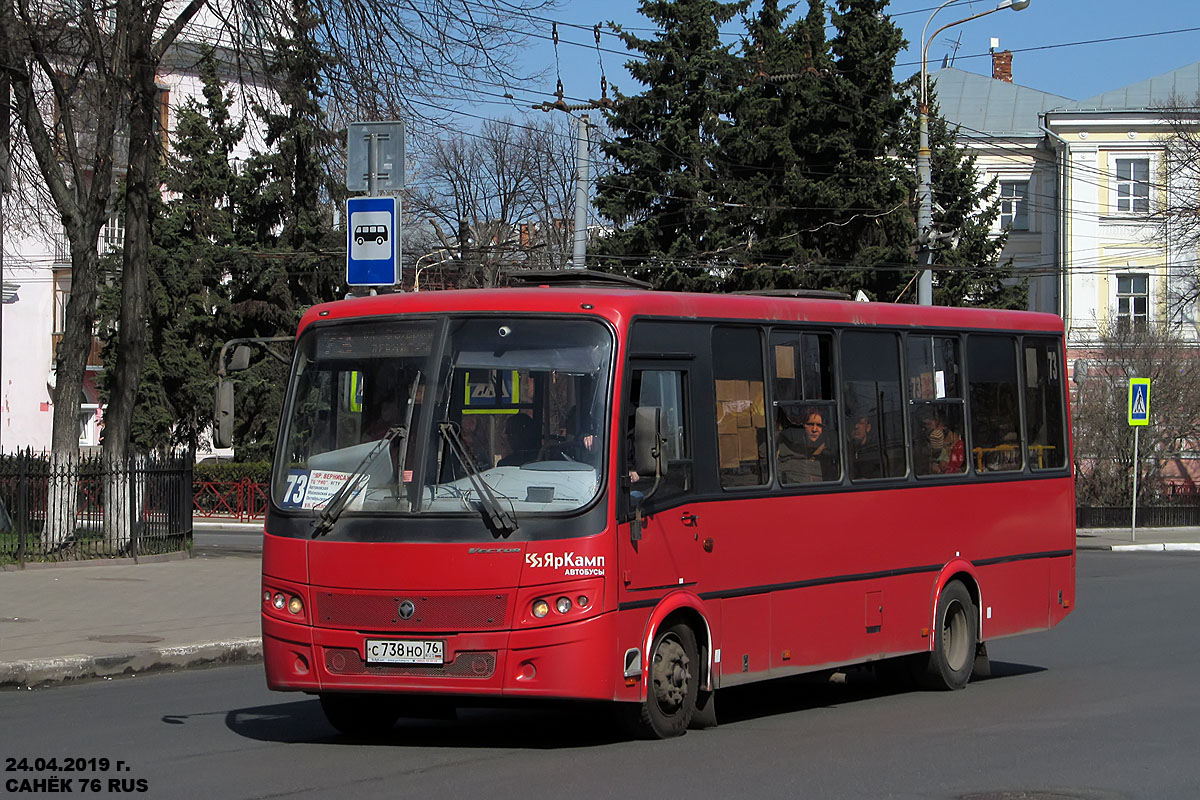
1 16 270 453
934 53 1200 348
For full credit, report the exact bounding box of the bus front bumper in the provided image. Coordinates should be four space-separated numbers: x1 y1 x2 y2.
262 612 620 700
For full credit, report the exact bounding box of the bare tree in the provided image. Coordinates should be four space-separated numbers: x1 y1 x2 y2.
2 0 556 547
1156 97 1200 317
1073 321 1200 507
408 114 582 284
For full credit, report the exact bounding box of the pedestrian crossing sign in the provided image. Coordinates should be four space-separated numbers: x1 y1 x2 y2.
1128 378 1150 426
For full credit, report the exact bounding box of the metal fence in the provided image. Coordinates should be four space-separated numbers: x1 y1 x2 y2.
1076 505 1200 528
193 479 269 521
0 451 193 567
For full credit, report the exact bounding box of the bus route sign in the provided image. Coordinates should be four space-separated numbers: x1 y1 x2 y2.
1128 378 1150 426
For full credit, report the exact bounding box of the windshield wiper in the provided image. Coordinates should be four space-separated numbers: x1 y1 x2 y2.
311 371 421 539
437 421 519 538
310 425 407 538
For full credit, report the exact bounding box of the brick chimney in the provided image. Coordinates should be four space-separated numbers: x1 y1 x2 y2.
992 49 1013 83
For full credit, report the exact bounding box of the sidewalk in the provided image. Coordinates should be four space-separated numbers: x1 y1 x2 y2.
2 526 1198 690
0 552 263 689
1075 525 1200 552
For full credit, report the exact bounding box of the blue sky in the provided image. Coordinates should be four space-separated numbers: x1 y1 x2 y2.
504 0 1200 113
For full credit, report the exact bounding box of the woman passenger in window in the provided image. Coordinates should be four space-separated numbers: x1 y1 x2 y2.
777 406 836 483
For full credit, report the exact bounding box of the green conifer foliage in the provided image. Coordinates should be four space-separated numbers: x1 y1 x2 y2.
229 0 346 460
100 53 243 453
594 0 749 289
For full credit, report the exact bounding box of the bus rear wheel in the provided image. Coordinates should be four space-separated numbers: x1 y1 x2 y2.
319 692 401 736
630 623 698 739
920 580 976 690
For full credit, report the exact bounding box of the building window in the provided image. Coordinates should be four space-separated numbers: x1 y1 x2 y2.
102 210 124 252
999 181 1029 231
53 271 71 334
1114 158 1150 213
1116 273 1149 330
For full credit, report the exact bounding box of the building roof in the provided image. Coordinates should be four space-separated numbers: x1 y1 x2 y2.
1072 60 1200 111
930 66 1074 138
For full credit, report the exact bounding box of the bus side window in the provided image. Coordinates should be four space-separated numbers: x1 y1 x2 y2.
841 331 907 479
907 334 967 476
770 331 840 484
1023 338 1067 470
628 369 692 500
714 327 768 488
968 335 1023 473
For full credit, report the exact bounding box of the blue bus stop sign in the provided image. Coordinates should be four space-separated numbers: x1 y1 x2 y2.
1128 378 1150 426
346 196 399 286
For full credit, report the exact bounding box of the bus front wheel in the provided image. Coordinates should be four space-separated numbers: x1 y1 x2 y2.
920 580 976 690
630 623 698 739
319 692 401 736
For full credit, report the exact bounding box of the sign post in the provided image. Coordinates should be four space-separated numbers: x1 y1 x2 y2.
1127 378 1150 542
345 121 405 289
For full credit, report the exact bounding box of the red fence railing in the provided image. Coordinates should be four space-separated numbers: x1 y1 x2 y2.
193 480 268 521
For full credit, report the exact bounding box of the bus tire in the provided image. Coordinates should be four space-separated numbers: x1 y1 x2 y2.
920 580 976 690
632 623 698 738
319 692 401 736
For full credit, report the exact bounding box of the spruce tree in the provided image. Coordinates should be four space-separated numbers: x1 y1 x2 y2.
814 0 915 300
99 53 243 454
229 0 346 460
718 0 840 289
594 0 748 290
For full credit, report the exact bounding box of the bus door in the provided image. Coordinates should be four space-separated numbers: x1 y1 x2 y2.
618 365 701 595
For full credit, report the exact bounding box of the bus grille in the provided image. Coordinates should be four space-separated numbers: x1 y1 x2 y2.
323 648 497 678
314 592 509 631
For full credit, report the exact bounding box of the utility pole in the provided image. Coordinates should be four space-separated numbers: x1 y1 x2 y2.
572 114 589 269
534 78 612 271
918 0 1030 305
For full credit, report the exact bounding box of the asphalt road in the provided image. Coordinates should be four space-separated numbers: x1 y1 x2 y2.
3 551 1198 800
192 523 262 555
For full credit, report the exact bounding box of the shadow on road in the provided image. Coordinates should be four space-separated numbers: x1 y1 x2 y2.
219 659 1046 747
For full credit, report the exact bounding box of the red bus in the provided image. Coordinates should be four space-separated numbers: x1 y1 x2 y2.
256 273 1075 738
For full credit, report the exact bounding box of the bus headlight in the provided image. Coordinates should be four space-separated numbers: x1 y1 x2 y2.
272 593 286 610
555 596 572 614
532 599 550 618
287 596 304 615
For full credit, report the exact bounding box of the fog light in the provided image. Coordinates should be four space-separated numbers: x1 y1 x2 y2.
263 591 271 604
555 596 572 614
272 593 285 610
532 599 549 618
287 596 303 615
577 595 589 608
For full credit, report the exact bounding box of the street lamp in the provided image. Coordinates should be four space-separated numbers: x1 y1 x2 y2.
917 0 1030 305
413 248 457 292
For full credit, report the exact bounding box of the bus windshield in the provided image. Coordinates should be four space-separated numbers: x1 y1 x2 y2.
275 316 613 521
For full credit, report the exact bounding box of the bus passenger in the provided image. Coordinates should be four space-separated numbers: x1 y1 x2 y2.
848 414 882 479
923 412 964 474
499 413 541 466
777 407 835 483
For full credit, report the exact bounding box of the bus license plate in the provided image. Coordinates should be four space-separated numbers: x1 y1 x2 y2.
365 638 445 665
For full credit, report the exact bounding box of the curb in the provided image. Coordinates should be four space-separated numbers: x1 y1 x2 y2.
0 638 263 690
1108 542 1200 552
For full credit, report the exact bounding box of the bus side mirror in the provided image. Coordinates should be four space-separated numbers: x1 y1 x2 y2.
634 406 668 478
228 345 252 372
214 380 235 448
